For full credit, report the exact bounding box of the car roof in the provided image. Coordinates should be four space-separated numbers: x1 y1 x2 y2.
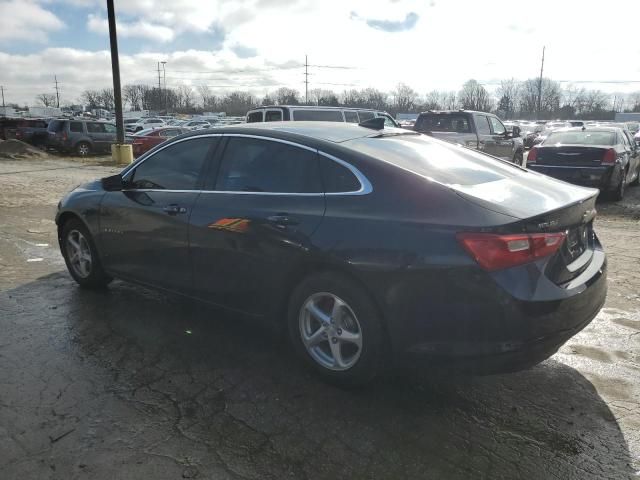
177 121 408 144
250 105 384 113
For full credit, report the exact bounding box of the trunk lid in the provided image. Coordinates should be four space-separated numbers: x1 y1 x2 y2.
534 145 610 167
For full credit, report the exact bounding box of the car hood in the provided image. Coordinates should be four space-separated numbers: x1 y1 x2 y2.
451 169 598 219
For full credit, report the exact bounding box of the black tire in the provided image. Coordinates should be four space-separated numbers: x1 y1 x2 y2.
513 150 524 166
287 272 385 387
612 169 627 201
75 141 91 157
60 218 112 288
631 164 640 186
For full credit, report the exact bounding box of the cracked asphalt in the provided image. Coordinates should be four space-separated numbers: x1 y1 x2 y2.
1 155 639 479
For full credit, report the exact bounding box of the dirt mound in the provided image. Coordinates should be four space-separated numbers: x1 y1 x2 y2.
0 139 48 160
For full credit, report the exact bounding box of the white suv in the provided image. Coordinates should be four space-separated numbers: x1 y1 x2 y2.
126 118 165 133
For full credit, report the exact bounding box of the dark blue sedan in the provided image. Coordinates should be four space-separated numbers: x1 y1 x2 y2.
527 127 640 200
55 122 607 385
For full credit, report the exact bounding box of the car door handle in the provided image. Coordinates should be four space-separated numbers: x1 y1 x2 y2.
267 214 298 226
163 204 187 215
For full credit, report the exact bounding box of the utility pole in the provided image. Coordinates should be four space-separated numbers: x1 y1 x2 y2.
107 0 125 146
304 54 309 105
1 86 5 109
54 75 60 108
161 61 167 112
537 46 545 116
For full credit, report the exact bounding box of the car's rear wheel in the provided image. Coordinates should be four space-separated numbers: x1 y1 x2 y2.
61 218 111 288
612 169 627 201
631 164 640 186
288 272 384 386
75 141 91 157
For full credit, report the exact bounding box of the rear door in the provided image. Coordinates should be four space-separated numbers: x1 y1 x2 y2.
99 136 218 293
86 122 109 151
189 135 326 315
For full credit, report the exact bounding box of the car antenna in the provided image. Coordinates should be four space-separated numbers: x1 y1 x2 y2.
359 117 385 130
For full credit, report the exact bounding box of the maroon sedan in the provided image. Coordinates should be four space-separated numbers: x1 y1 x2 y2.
131 127 188 157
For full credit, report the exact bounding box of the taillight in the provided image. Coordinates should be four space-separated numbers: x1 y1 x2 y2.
527 147 537 163
457 232 566 271
601 148 616 165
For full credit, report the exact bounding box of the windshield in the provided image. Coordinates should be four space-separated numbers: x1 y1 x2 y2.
545 130 616 145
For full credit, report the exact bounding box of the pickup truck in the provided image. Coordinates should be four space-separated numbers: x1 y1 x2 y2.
412 110 525 166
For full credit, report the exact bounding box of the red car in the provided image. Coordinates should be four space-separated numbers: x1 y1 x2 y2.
131 127 188 157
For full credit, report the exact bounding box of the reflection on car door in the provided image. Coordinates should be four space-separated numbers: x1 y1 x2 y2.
189 136 326 316
488 116 512 160
474 114 499 157
99 137 217 292
86 122 108 152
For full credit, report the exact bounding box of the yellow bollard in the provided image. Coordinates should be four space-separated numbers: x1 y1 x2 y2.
111 143 134 165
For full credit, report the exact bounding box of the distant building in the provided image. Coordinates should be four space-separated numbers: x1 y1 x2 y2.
27 106 62 117
0 106 17 117
615 113 640 122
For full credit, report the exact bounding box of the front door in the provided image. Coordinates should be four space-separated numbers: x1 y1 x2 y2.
487 116 513 160
99 136 217 293
189 135 326 315
474 114 499 157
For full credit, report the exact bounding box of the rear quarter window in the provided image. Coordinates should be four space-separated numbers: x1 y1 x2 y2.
292 110 344 122
48 120 64 132
319 157 361 193
246 111 263 123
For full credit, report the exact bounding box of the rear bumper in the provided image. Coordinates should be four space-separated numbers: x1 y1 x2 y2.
384 246 607 374
528 164 619 191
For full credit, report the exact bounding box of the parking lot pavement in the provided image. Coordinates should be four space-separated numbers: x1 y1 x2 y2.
1 157 639 479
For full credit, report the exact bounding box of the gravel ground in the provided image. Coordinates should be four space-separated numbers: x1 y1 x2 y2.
0 154 638 479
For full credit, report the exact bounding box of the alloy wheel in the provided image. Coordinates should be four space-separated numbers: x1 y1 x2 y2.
66 229 92 278
299 292 363 371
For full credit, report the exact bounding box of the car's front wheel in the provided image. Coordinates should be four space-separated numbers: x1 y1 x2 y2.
513 150 524 166
75 141 91 157
61 218 112 288
288 272 384 386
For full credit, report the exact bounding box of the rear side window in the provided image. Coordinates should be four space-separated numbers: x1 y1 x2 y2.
215 137 322 193
265 110 283 122
319 157 361 193
86 123 106 133
292 110 343 122
474 115 491 135
69 122 83 133
246 111 263 123
344 111 359 123
416 114 471 133
130 137 214 190
104 124 116 134
358 111 375 121
48 120 64 132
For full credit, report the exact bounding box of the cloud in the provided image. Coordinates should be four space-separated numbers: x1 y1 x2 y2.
364 11 419 32
230 44 258 59
0 0 65 42
87 13 175 43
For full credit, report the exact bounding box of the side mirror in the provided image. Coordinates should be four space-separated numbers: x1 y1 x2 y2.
101 174 124 191
512 126 521 138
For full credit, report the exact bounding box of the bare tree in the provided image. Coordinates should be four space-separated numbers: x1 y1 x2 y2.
496 79 520 118
98 88 115 111
273 87 300 105
123 84 144 111
81 90 101 109
308 88 339 106
176 85 195 111
459 80 492 112
35 93 56 107
391 83 419 113
198 85 218 110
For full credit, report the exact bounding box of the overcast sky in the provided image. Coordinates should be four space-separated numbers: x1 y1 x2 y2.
1 0 639 106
